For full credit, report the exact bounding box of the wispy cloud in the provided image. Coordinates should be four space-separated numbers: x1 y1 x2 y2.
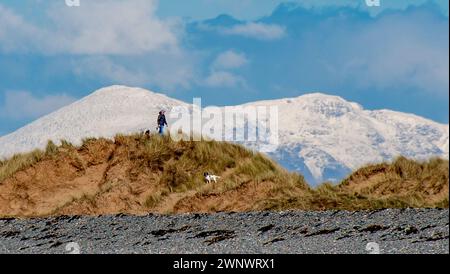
0 0 178 55
0 4 48 53
203 71 246 88
0 0 197 92
156 0 448 20
72 57 150 86
0 91 76 120
221 22 286 40
212 50 249 69
314 8 449 96
203 50 249 88
72 52 197 91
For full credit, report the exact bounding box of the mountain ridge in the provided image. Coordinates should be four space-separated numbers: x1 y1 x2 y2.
0 85 448 185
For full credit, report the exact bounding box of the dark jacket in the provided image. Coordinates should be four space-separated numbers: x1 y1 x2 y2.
157 114 168 126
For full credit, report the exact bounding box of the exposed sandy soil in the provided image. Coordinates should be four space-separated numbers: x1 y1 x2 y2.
0 135 448 217
0 136 303 217
0 138 154 216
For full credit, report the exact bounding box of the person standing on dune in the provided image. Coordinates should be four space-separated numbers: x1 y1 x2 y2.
157 110 168 135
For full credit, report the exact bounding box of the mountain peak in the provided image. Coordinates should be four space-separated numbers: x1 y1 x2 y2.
88 85 158 98
82 85 185 106
0 86 447 185
246 92 363 115
0 86 186 159
296 92 363 113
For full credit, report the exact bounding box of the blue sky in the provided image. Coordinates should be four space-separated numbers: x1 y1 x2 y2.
0 0 448 136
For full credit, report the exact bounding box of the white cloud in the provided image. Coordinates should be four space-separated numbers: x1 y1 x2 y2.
0 91 76 120
73 52 196 91
318 10 449 96
0 0 178 55
0 1 196 91
48 0 178 55
73 57 149 86
203 50 249 88
213 50 249 69
204 71 246 88
222 22 286 40
0 5 48 52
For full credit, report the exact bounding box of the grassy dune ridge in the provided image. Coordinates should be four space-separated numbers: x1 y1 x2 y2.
0 133 448 217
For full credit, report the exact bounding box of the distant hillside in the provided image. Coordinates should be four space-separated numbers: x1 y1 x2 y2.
0 134 447 217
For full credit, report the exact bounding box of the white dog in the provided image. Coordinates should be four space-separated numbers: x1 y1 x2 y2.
204 172 221 184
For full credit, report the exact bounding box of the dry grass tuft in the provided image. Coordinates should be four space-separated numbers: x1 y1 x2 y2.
0 133 447 217
0 149 45 183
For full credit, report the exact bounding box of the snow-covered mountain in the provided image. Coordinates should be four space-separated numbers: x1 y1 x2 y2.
242 94 449 184
0 86 188 158
0 85 448 185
